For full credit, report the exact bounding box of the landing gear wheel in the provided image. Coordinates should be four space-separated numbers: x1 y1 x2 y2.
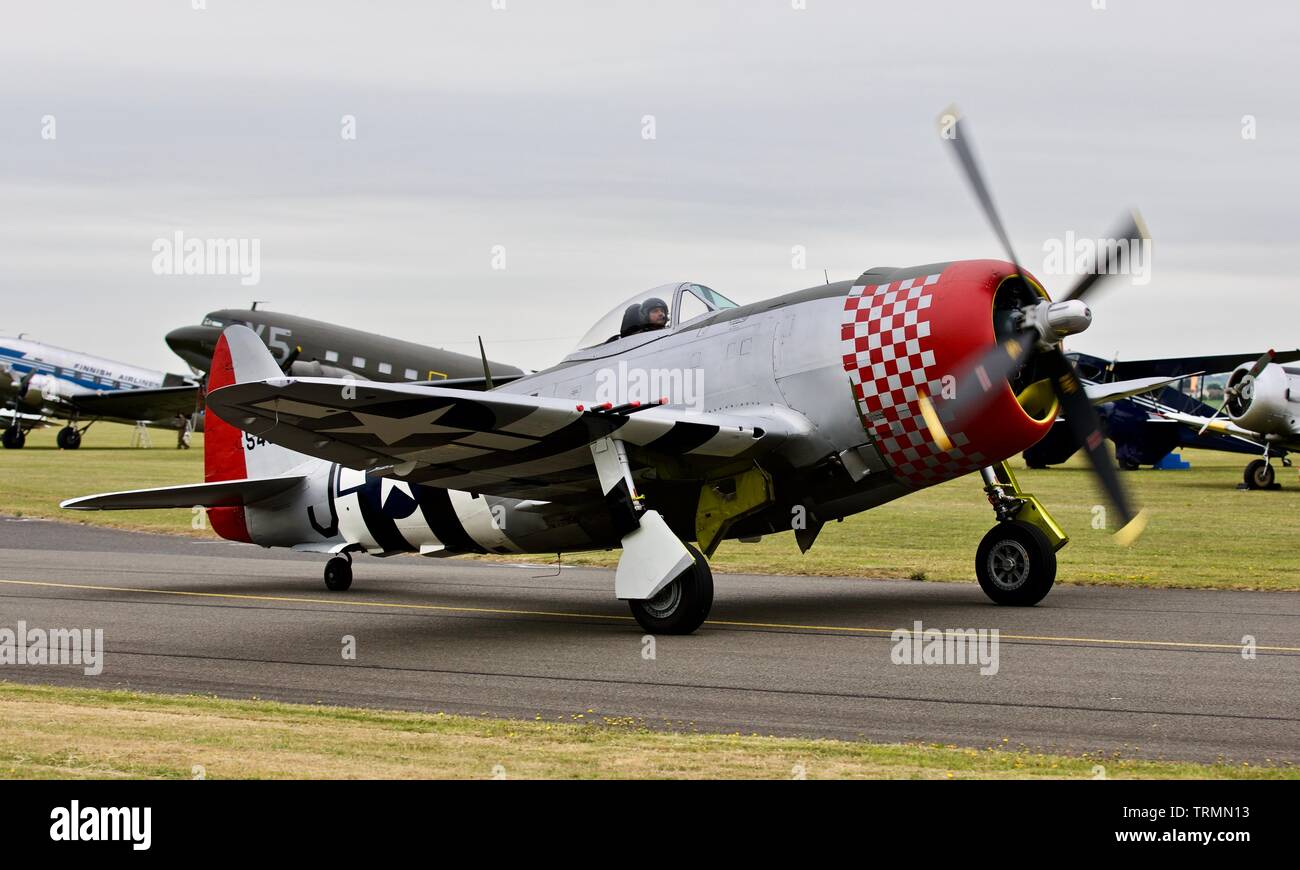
323 556 353 592
2 427 25 449
57 426 82 450
976 520 1056 606
1244 459 1274 490
628 542 713 635
1118 458 1141 471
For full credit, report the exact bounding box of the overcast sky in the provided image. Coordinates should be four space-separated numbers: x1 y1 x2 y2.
1 0 1296 373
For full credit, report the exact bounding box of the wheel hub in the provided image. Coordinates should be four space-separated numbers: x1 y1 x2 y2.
641 578 682 618
986 539 1031 591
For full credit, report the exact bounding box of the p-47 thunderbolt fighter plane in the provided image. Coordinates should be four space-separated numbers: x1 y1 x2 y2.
1157 350 1300 488
63 112 1168 634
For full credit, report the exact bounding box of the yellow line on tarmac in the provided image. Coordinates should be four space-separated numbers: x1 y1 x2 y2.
0 578 632 623
2 578 1298 653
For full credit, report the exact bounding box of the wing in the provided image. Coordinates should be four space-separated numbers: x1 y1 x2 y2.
1154 409 1289 447
1108 349 1300 381
1084 375 1195 405
62 475 305 510
66 384 200 423
207 377 790 500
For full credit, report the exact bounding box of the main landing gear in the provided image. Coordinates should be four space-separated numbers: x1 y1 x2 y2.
628 542 713 635
2 426 26 449
324 554 353 591
1241 448 1287 490
975 463 1067 606
57 426 83 450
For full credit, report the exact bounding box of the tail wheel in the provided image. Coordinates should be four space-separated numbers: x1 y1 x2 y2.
324 556 353 592
57 427 82 450
628 542 713 635
2 427 25 449
1244 459 1275 489
976 520 1056 606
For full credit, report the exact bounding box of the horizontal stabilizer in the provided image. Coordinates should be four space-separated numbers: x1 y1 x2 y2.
61 475 305 511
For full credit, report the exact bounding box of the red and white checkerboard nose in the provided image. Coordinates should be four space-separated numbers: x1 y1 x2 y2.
840 260 1056 489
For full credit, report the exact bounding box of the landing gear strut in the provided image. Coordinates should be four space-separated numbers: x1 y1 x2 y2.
628 542 713 635
975 463 1067 606
324 555 353 591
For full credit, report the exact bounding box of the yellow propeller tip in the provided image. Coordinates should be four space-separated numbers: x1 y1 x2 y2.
1113 509 1149 547
917 390 953 452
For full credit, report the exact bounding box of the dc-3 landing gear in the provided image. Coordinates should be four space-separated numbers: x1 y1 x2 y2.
323 554 353 591
1 426 26 449
57 426 83 450
975 463 1068 606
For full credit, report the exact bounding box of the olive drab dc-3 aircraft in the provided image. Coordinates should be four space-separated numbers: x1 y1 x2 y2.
64 112 1178 634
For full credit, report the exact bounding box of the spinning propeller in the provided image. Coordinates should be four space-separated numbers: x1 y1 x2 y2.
917 108 1150 545
1195 348 1274 434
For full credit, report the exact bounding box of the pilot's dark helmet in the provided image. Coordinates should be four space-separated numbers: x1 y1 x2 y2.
641 297 668 319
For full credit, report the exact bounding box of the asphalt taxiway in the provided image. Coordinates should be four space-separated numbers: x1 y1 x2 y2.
1 516 1297 763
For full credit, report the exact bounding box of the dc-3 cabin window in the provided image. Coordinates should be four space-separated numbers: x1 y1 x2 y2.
352 356 366 369
404 368 418 380
325 350 339 363
378 362 392 375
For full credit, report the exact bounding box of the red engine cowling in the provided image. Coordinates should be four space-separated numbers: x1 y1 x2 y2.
840 259 1057 489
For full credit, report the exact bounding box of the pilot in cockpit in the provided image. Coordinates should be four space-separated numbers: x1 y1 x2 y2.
616 297 670 339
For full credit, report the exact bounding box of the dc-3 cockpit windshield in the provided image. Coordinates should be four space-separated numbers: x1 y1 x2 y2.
574 283 739 351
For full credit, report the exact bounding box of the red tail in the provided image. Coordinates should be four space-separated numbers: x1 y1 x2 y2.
203 332 252 542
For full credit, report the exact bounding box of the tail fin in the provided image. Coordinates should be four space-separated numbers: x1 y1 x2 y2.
204 325 311 541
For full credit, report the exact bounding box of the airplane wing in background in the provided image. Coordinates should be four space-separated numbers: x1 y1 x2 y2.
206 377 792 501
1084 375 1195 405
1108 349 1300 381
1154 409 1298 449
65 384 201 423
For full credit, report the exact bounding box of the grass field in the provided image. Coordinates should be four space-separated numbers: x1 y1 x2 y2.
1 682 1291 779
4 421 1297 590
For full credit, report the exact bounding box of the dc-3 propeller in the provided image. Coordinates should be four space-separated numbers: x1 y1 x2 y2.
915 108 1150 545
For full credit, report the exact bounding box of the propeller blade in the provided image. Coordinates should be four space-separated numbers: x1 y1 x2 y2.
1043 349 1146 545
1059 210 1150 303
919 327 1038 451
1245 348 1275 379
940 106 1025 277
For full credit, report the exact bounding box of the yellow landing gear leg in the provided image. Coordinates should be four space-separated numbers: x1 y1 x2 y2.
975 462 1065 606
980 461 1067 550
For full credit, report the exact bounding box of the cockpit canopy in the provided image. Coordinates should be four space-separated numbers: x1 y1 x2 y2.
574 282 739 350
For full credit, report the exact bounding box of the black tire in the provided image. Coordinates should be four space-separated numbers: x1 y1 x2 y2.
57 427 82 450
2 427 25 449
1025 459 1048 470
976 520 1056 606
628 542 713 635
1118 458 1141 471
1244 459 1274 490
324 557 353 591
